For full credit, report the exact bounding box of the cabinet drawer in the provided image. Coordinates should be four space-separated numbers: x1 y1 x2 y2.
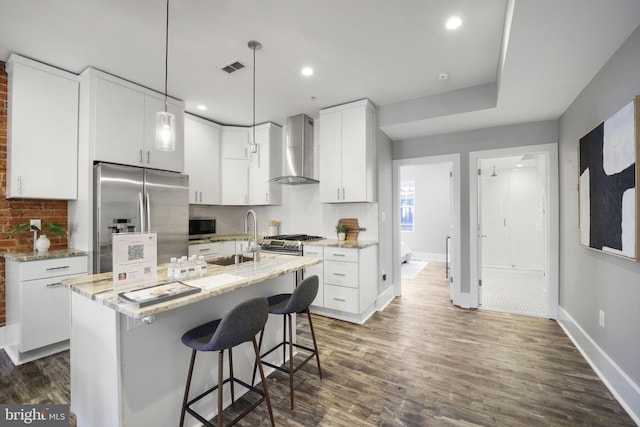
324 284 358 313
20 275 78 352
324 260 358 288
188 242 221 257
324 247 358 262
303 246 323 258
19 256 87 281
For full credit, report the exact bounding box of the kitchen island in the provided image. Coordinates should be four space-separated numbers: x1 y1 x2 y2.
65 253 320 427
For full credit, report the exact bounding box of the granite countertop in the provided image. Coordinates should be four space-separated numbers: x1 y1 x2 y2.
3 248 89 262
188 234 252 245
306 239 378 249
63 253 321 319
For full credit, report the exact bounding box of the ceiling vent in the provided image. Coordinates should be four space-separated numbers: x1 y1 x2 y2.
220 60 245 74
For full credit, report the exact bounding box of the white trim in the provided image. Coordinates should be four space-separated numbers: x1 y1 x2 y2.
376 286 395 311
469 143 559 318
0 326 5 348
558 307 640 424
393 154 461 305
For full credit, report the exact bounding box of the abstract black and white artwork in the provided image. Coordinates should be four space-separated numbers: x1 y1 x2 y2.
579 96 639 261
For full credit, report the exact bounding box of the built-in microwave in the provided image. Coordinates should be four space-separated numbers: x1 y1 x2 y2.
189 218 216 238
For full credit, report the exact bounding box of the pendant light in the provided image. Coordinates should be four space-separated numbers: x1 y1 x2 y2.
155 0 175 151
248 40 261 154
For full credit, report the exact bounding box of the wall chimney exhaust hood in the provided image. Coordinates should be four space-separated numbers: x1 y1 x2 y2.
271 114 318 185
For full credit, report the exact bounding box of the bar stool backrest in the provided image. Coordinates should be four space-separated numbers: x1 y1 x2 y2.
284 275 319 314
207 297 268 351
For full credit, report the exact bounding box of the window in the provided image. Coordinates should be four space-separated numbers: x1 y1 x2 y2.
400 182 415 231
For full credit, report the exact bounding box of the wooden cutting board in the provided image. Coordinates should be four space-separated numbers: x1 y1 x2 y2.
338 218 366 241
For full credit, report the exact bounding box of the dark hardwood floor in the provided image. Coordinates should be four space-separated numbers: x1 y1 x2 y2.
0 262 634 426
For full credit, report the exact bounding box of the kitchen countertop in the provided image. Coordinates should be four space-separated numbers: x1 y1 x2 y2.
63 252 321 319
2 248 88 262
188 233 252 244
305 239 378 249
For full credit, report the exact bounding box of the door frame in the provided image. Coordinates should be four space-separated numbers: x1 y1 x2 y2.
392 154 461 302
469 143 559 318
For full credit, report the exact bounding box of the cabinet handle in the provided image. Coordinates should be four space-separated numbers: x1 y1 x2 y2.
147 150 151 164
332 253 346 257
265 193 269 203
342 188 345 199
199 191 203 202
46 282 63 287
17 176 23 195
336 188 340 200
194 191 198 202
199 248 211 252
333 297 346 302
332 272 346 276
139 149 143 163
46 265 70 271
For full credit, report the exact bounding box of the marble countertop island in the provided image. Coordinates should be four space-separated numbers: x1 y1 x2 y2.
64 252 321 319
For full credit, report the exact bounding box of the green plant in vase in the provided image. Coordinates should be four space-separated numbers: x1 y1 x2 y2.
10 222 67 252
335 223 347 241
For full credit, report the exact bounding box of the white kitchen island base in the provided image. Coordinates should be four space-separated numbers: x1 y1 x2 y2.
70 275 295 427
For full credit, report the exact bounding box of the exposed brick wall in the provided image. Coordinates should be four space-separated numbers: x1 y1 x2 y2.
0 60 69 327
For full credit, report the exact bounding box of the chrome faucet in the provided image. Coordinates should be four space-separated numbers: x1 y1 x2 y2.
244 209 260 261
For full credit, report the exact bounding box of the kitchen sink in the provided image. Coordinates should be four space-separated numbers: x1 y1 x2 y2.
207 255 255 266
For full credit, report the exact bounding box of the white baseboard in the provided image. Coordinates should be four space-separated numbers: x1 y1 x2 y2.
0 326 4 347
558 307 639 425
412 252 446 262
376 286 395 311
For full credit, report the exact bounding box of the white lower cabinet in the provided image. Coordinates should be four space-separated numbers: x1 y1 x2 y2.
4 255 88 365
303 246 324 307
310 244 378 324
188 240 236 257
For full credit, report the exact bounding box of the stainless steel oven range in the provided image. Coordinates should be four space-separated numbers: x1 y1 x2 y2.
259 234 324 256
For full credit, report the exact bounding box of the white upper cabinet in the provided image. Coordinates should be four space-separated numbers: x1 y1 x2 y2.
184 114 221 204
248 123 282 205
6 54 79 199
220 126 249 205
319 99 376 203
82 68 184 173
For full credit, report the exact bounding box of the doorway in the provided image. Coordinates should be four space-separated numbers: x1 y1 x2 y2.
470 144 559 319
393 154 461 303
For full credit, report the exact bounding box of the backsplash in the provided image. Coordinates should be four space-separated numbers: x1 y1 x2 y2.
189 184 379 240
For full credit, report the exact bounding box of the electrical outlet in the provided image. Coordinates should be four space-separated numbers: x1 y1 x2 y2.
599 310 605 328
30 219 41 230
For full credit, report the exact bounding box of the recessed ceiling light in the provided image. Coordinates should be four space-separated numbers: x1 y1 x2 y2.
197 105 207 111
302 67 314 76
446 16 462 30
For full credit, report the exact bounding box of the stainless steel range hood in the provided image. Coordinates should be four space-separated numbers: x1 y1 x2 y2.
271 114 318 184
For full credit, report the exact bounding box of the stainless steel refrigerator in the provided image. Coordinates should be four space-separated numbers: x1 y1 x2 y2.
93 162 189 273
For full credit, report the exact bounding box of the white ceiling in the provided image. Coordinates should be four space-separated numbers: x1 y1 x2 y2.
1 0 639 141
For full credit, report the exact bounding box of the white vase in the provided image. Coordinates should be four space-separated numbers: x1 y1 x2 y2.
36 234 51 252
337 232 346 241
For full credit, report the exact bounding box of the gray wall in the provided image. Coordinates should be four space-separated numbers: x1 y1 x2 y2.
558 26 640 386
393 120 558 293
400 162 451 259
376 129 393 295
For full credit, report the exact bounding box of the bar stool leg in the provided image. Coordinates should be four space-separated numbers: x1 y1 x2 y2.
307 310 323 379
288 313 295 409
180 349 197 427
252 337 275 426
282 315 287 364
229 348 235 404
251 327 265 387
218 350 224 427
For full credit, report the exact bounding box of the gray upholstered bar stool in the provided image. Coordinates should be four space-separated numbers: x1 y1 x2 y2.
253 275 322 409
180 297 275 427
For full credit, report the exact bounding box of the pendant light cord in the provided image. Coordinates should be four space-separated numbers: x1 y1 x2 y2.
252 44 256 143
164 0 169 112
